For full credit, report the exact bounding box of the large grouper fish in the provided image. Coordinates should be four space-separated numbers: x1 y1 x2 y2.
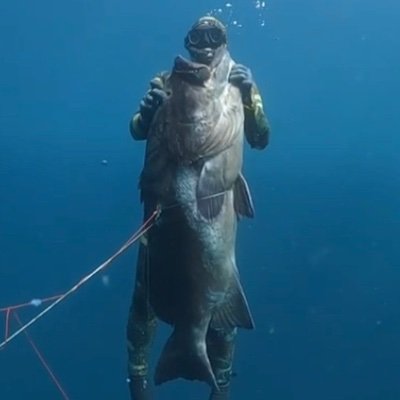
139 48 255 389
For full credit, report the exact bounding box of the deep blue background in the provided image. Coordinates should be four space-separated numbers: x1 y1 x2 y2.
1 0 399 399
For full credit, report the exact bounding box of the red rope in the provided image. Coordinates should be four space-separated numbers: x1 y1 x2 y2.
0 295 63 313
13 312 70 400
0 208 160 397
0 208 159 349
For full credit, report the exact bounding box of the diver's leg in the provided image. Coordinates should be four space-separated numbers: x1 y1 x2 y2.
127 242 157 400
207 327 237 400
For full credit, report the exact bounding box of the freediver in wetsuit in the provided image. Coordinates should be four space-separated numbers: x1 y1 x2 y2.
126 16 271 400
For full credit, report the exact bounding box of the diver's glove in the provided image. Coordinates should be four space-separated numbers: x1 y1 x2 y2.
229 64 254 105
138 78 168 132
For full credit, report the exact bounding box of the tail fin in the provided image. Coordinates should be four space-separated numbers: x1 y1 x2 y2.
154 326 218 389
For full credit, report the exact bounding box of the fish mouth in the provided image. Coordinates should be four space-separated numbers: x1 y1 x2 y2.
173 55 211 83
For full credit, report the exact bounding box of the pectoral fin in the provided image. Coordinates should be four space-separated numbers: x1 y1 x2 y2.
197 162 225 220
233 172 255 218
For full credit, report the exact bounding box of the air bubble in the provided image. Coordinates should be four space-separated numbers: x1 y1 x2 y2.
206 1 267 29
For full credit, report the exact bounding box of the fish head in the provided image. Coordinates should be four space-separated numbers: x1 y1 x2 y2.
172 55 211 85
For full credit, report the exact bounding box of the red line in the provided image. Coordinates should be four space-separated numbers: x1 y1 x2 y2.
0 210 160 389
0 210 160 316
0 295 63 313
13 312 70 400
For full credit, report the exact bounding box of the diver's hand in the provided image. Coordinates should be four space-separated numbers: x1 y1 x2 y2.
229 64 254 104
139 79 168 129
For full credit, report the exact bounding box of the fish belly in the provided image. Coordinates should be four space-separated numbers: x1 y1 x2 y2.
148 167 236 326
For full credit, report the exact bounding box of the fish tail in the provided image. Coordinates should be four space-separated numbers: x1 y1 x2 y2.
155 326 218 389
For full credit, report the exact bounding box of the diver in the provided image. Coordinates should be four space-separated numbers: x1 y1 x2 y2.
130 16 270 150
127 16 271 400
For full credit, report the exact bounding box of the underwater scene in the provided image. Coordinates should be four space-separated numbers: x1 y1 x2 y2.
1 0 399 399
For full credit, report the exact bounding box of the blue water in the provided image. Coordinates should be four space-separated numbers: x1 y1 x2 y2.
1 0 399 399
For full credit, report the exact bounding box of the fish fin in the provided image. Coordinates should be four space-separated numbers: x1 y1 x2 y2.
197 163 225 220
233 172 255 219
155 327 218 389
211 273 255 330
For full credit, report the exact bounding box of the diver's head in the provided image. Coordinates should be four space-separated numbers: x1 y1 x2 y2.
184 16 227 65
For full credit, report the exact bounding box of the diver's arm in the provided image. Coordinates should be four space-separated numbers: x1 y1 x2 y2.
243 84 271 150
129 73 169 141
229 64 270 150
